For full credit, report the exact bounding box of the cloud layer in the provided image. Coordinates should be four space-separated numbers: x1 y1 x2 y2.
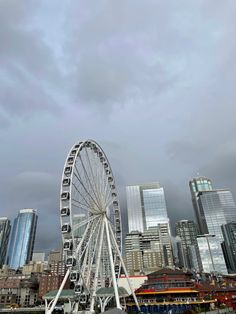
0 0 236 249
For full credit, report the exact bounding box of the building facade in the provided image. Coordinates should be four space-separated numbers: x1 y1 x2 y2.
126 183 169 233
7 209 38 270
175 220 201 271
0 274 39 307
189 176 213 234
197 189 236 242
0 218 11 267
197 234 228 274
221 222 236 273
125 225 173 275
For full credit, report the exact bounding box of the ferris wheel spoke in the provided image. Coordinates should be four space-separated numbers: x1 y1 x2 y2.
78 217 101 260
73 214 97 232
79 219 101 282
78 154 102 207
104 182 113 209
91 151 104 203
74 218 97 257
71 182 99 214
85 221 102 287
71 200 92 214
71 199 94 214
84 148 102 202
73 166 101 212
74 162 101 209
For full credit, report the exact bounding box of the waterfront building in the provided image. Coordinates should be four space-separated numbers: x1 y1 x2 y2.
7 209 38 270
221 222 236 273
0 218 11 267
175 220 201 271
189 176 213 234
197 234 228 274
0 274 39 307
126 268 214 314
126 183 169 233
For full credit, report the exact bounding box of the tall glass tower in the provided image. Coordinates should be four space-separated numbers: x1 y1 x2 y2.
126 183 169 232
189 176 213 234
0 218 11 267
197 189 236 241
7 209 38 269
197 234 228 274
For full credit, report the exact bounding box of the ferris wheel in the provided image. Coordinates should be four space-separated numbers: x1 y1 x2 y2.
46 140 139 314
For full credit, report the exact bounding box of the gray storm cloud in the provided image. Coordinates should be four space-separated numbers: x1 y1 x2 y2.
0 0 236 249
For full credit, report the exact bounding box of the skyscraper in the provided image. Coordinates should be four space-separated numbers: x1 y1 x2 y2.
197 234 228 274
175 220 201 271
189 176 213 234
0 218 11 267
126 183 169 232
7 209 38 269
197 189 236 241
221 222 236 273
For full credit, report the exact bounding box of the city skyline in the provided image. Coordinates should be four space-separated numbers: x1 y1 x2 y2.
1 174 235 253
0 1 236 251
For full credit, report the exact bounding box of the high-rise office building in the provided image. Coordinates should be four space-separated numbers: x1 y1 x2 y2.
175 220 201 271
189 176 213 234
126 183 169 233
0 218 11 267
197 234 228 274
124 224 174 274
221 222 236 273
197 190 236 242
7 209 38 269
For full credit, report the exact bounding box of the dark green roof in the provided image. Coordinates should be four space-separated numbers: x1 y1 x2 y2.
44 287 129 300
103 309 127 314
96 287 129 297
43 289 75 300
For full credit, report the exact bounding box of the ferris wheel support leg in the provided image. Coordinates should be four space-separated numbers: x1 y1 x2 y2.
108 222 141 312
45 267 70 314
90 218 105 313
104 216 122 310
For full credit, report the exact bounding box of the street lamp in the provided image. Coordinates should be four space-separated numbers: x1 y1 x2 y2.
215 298 219 314
225 297 228 313
203 300 206 314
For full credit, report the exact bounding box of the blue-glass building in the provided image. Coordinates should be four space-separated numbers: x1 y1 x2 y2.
189 176 213 234
126 183 169 233
0 217 11 267
7 209 38 269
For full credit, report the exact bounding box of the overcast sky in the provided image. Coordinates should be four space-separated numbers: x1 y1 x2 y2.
1 0 236 252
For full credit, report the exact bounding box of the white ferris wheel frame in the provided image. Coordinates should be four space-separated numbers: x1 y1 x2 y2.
46 140 140 314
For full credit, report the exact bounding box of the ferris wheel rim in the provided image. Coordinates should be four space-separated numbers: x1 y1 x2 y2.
60 139 122 236
60 140 122 287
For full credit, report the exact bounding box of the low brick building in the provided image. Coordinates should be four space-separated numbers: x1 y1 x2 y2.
38 274 70 299
0 275 39 307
